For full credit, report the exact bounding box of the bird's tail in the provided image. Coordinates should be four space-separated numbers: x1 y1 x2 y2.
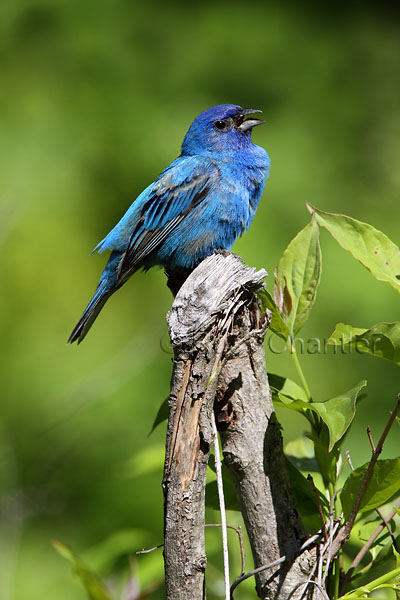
68 281 112 344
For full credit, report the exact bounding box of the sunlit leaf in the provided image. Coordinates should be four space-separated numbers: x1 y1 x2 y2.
285 436 315 459
357 520 391 549
273 269 284 313
337 566 400 599
285 436 319 472
310 381 367 450
258 289 289 339
328 322 400 366
393 539 400 568
275 219 321 336
373 536 400 567
273 377 366 451
307 203 400 293
269 373 309 403
53 541 113 600
341 458 400 521
307 426 339 485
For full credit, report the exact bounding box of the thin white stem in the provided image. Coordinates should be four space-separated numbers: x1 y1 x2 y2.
322 519 341 586
211 412 230 600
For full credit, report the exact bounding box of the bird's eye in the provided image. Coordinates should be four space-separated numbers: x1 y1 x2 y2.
214 120 227 130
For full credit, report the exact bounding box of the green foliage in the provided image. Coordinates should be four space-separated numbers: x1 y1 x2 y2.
259 289 289 339
285 458 330 531
269 373 309 402
203 201 399 598
53 542 113 600
307 204 400 293
337 566 400 599
310 382 366 451
341 459 400 521
262 204 400 598
273 379 366 450
273 219 321 339
329 322 400 366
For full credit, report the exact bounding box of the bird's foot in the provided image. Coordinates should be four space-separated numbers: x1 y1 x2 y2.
213 249 244 263
165 267 193 297
213 248 231 257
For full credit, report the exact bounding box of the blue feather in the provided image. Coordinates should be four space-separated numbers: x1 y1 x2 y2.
69 104 270 343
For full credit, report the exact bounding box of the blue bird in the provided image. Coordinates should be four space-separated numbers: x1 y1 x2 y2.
68 104 270 343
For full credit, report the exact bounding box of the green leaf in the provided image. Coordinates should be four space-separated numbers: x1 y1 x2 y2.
53 541 113 600
258 289 289 339
270 380 313 428
276 219 321 336
149 398 169 435
356 518 391 550
350 511 396 564
285 458 329 532
337 566 400 599
269 373 309 403
311 381 367 450
273 268 292 319
328 322 369 345
328 322 400 366
373 535 399 565
341 458 400 521
272 376 366 451
307 203 400 293
285 436 319 472
307 426 339 485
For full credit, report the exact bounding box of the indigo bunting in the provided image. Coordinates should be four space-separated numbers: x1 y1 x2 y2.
68 104 270 343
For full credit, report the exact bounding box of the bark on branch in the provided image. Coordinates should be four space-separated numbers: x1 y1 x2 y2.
163 253 316 599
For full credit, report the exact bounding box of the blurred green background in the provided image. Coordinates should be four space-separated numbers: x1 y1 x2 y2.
1 1 399 598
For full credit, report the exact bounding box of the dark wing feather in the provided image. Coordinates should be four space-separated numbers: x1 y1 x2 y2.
116 160 217 285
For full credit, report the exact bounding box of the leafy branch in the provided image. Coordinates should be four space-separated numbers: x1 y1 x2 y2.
331 394 400 557
343 499 400 588
260 204 400 598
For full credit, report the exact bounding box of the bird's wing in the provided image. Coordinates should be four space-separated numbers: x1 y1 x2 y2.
109 156 219 284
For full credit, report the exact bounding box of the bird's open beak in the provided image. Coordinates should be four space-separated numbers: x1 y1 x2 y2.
237 108 265 132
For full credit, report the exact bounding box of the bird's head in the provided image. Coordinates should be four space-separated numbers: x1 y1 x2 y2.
181 104 265 157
